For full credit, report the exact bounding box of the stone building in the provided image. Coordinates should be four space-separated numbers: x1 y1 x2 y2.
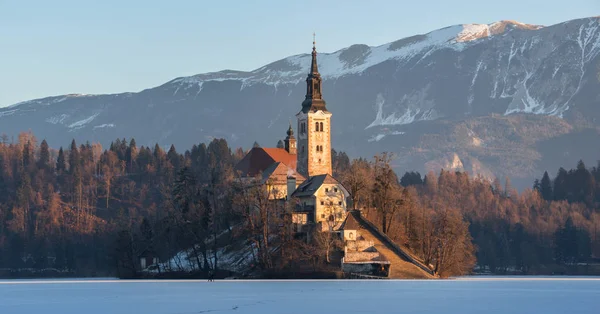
235 39 349 230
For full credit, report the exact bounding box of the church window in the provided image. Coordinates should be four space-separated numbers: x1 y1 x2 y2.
319 122 324 132
315 122 319 132
321 201 324 205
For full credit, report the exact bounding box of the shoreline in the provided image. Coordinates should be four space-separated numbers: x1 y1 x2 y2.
1 276 600 284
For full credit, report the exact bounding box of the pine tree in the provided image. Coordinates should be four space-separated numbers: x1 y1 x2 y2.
56 147 66 173
126 138 138 173
38 140 50 170
167 144 180 170
553 167 568 201
540 171 553 201
68 139 80 175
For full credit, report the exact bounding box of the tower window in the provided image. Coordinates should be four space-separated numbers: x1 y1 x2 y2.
315 122 319 132
320 122 324 132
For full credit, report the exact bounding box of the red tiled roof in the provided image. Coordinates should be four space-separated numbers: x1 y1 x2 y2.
235 147 297 177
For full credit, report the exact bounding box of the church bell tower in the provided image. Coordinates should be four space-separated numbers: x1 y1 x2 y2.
284 123 296 155
296 37 332 177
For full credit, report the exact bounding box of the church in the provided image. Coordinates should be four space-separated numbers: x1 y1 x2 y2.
235 39 350 233
234 40 436 279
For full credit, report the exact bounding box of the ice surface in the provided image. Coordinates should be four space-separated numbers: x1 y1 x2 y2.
0 277 598 314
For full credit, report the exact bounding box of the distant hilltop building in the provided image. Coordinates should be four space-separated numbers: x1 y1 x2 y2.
235 39 349 232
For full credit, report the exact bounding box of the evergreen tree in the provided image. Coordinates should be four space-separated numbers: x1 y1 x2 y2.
56 147 66 173
553 167 568 201
540 171 553 201
400 171 424 187
68 139 80 175
573 160 595 205
38 140 51 170
167 144 179 170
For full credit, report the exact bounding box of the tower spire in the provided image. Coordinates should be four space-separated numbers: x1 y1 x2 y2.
311 33 319 74
301 34 327 113
287 121 294 136
284 121 296 155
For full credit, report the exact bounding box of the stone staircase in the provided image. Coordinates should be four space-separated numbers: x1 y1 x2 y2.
349 211 436 279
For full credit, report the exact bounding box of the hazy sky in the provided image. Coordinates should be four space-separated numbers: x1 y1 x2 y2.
0 0 597 107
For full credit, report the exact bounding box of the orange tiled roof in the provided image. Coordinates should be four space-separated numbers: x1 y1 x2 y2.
261 162 306 185
235 147 297 177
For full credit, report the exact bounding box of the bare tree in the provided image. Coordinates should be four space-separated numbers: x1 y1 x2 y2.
372 153 402 234
233 176 285 270
340 158 372 210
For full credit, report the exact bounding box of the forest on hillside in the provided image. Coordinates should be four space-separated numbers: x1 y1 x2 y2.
0 132 598 278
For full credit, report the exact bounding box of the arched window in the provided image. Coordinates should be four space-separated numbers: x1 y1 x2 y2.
315 122 319 132
320 122 324 132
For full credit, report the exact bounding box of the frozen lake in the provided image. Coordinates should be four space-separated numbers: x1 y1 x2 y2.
0 277 599 314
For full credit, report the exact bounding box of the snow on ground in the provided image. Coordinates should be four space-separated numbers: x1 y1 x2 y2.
93 123 115 129
0 109 19 117
46 114 69 125
0 278 598 314
170 22 509 91
68 112 100 129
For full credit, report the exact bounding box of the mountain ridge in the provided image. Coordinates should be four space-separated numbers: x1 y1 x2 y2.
1 16 599 188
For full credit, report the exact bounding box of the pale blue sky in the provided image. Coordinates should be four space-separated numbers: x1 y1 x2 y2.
0 0 597 107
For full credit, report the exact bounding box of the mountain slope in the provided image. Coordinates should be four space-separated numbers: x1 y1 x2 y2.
2 17 600 186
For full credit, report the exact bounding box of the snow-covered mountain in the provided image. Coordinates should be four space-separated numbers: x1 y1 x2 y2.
2 17 600 186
